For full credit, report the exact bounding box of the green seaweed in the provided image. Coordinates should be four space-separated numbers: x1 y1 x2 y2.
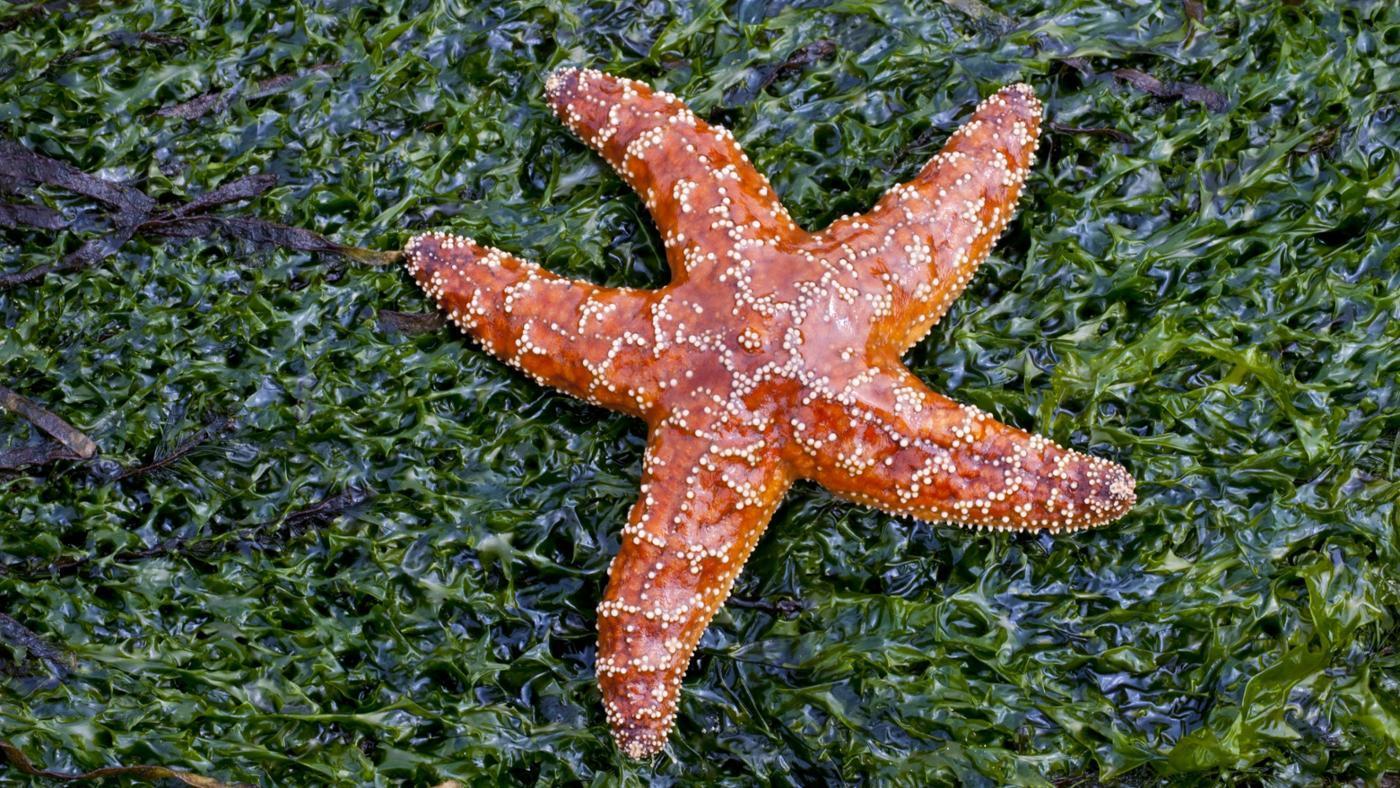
1 0 1397 784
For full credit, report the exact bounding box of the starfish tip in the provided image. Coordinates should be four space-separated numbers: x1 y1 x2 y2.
1006 81 1037 97
620 733 665 760
545 65 581 98
1104 463 1138 517
400 231 482 290
994 82 1043 118
545 65 595 108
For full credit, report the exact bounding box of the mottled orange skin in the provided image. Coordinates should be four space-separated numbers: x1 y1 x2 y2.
404 68 1136 759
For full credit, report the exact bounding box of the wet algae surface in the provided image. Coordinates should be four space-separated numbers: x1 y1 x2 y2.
1 1 1397 784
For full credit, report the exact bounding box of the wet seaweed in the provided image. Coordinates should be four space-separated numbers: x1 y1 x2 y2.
0 144 394 288
757 40 838 92
1110 67 1229 113
110 414 236 482
376 309 448 335
154 63 339 121
0 613 70 685
1 0 1397 785
2 485 374 579
0 742 246 788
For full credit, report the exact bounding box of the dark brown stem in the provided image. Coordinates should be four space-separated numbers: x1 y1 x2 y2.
112 415 236 482
0 384 96 459
0 612 71 681
0 741 247 787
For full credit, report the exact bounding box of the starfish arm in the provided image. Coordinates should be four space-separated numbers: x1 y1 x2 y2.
545 67 802 281
816 84 1044 352
404 232 660 416
596 418 791 758
794 367 1135 532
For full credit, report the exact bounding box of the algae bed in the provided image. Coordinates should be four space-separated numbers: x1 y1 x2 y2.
1 0 1397 784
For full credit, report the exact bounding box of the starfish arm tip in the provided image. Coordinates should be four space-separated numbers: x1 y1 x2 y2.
990 81 1043 116
541 66 796 278
799 374 1137 534
601 697 675 760
544 65 585 101
597 425 789 760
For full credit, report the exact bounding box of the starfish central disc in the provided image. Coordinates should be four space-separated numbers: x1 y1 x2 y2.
403 67 1136 759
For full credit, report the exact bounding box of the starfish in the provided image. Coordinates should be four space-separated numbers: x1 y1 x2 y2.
403 67 1136 759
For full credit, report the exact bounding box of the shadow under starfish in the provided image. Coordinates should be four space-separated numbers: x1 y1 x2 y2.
403 67 1136 759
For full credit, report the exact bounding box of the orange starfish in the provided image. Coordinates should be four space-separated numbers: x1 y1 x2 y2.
404 67 1136 758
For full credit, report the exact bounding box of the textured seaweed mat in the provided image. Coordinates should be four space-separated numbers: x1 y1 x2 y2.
1 0 1397 784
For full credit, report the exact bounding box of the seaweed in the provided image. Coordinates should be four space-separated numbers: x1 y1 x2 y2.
376 309 448 335
0 742 246 788
110 414 236 482
0 144 396 288
0 613 71 685
1 0 1397 785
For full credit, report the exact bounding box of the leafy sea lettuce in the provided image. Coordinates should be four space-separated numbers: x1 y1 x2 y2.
1 0 1396 783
